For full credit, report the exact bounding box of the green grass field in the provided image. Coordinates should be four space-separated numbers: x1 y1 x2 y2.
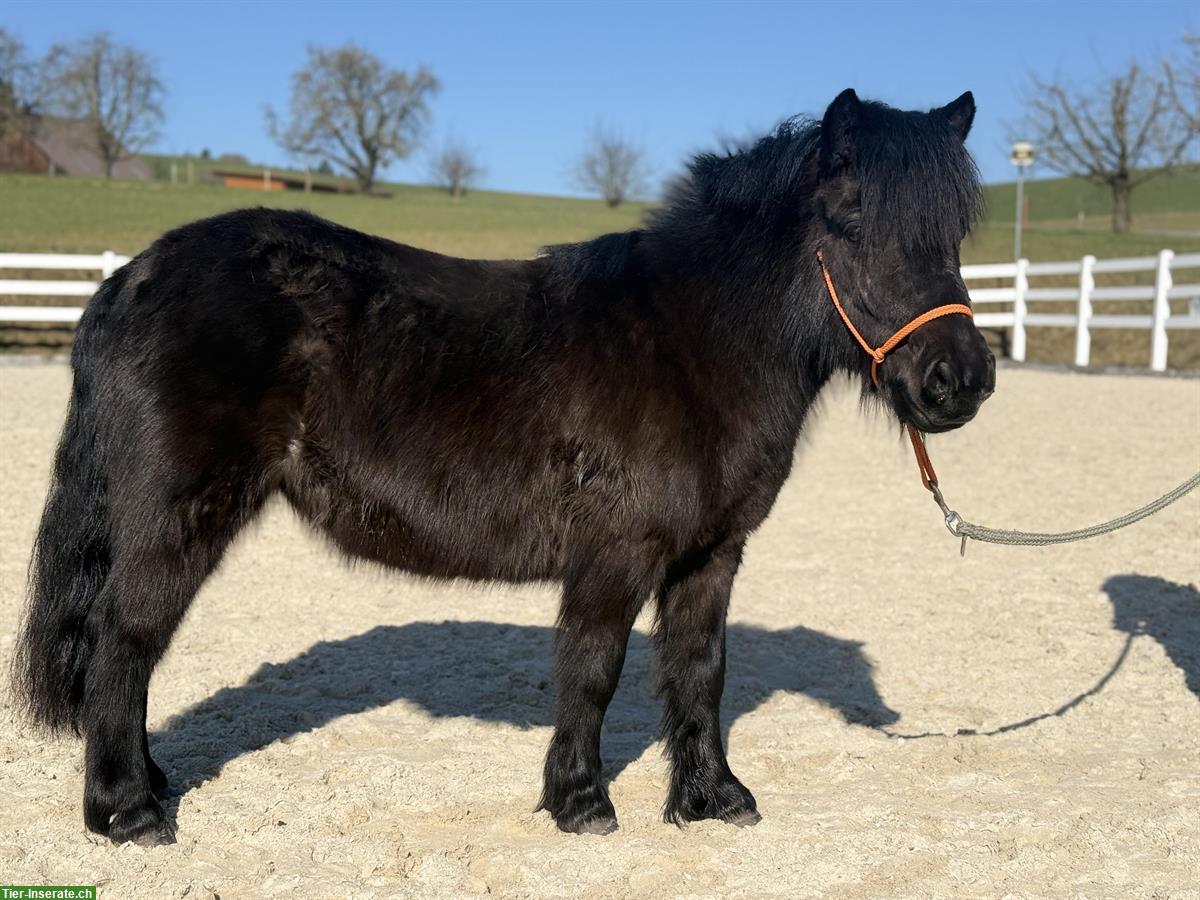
1 166 1197 366
983 164 1200 224
0 173 647 259
2 167 1196 261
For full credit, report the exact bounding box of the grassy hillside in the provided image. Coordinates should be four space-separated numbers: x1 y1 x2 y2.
983 164 1200 227
2 170 1197 262
0 173 645 260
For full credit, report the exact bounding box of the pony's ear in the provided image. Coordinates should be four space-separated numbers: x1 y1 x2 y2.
937 91 975 141
820 88 860 176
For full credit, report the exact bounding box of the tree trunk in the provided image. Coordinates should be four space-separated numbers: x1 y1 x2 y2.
104 156 114 179
1110 179 1132 233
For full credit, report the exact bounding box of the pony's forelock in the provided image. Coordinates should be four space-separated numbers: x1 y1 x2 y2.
854 101 983 252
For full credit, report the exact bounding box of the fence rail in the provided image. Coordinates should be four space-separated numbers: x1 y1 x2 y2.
3 249 1200 370
0 251 130 322
963 249 1200 371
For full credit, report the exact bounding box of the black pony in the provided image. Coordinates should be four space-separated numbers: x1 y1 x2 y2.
15 89 994 845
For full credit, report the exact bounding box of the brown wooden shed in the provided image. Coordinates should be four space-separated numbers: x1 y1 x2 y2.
0 117 152 179
212 168 351 194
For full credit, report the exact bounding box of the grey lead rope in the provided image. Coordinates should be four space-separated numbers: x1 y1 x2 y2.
927 471 1200 555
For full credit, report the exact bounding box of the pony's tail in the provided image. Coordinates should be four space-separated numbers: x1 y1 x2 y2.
13 276 119 734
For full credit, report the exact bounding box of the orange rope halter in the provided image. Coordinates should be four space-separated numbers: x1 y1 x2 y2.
815 249 974 492
816 249 973 388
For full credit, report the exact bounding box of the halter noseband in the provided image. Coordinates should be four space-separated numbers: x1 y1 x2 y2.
815 249 974 492
815 249 973 388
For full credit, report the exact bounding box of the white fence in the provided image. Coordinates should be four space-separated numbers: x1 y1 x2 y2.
0 252 130 322
3 249 1200 370
962 250 1200 371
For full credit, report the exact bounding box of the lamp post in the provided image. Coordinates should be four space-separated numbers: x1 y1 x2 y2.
1010 141 1035 262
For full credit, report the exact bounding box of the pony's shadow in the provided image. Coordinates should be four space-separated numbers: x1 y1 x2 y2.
151 621 898 799
884 573 1200 741
1106 574 1200 699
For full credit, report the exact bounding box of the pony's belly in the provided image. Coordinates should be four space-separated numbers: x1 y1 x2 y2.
327 503 566 583
283 461 567 583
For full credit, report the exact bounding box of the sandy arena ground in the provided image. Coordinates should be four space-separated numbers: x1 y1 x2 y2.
0 362 1197 899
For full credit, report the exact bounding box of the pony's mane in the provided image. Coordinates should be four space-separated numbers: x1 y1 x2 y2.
651 100 984 252
648 117 821 234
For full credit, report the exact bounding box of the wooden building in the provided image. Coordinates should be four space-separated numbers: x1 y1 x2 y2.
0 117 152 179
212 168 351 194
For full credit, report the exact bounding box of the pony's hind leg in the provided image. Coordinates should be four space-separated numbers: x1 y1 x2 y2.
82 479 267 845
655 538 759 826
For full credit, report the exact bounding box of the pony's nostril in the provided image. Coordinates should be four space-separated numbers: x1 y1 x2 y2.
963 352 996 395
923 360 958 406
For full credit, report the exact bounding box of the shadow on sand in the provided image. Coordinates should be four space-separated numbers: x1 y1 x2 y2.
884 573 1199 740
151 620 898 799
149 573 1198 819
1105 574 1199 699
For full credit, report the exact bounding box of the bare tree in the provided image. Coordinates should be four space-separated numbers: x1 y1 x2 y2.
43 33 165 178
1016 49 1197 232
0 28 48 138
267 44 439 194
430 140 484 198
574 125 649 207
1164 34 1199 130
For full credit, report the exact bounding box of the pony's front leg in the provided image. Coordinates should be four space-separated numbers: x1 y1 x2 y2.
655 539 760 826
537 556 651 834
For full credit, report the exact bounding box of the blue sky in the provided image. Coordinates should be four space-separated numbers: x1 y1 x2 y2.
5 0 1195 195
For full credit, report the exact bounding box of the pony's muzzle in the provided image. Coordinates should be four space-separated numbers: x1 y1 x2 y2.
902 323 995 432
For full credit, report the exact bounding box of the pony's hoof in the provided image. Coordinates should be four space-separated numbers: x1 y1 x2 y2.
725 808 762 827
107 799 173 846
575 814 618 835
541 785 619 835
665 775 759 827
131 821 177 847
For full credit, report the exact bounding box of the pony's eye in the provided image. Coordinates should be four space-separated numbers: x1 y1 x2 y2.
844 223 863 243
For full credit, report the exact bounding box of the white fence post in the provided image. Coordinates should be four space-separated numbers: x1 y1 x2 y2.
1150 249 1174 372
101 250 117 280
1074 254 1095 367
1011 258 1029 362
